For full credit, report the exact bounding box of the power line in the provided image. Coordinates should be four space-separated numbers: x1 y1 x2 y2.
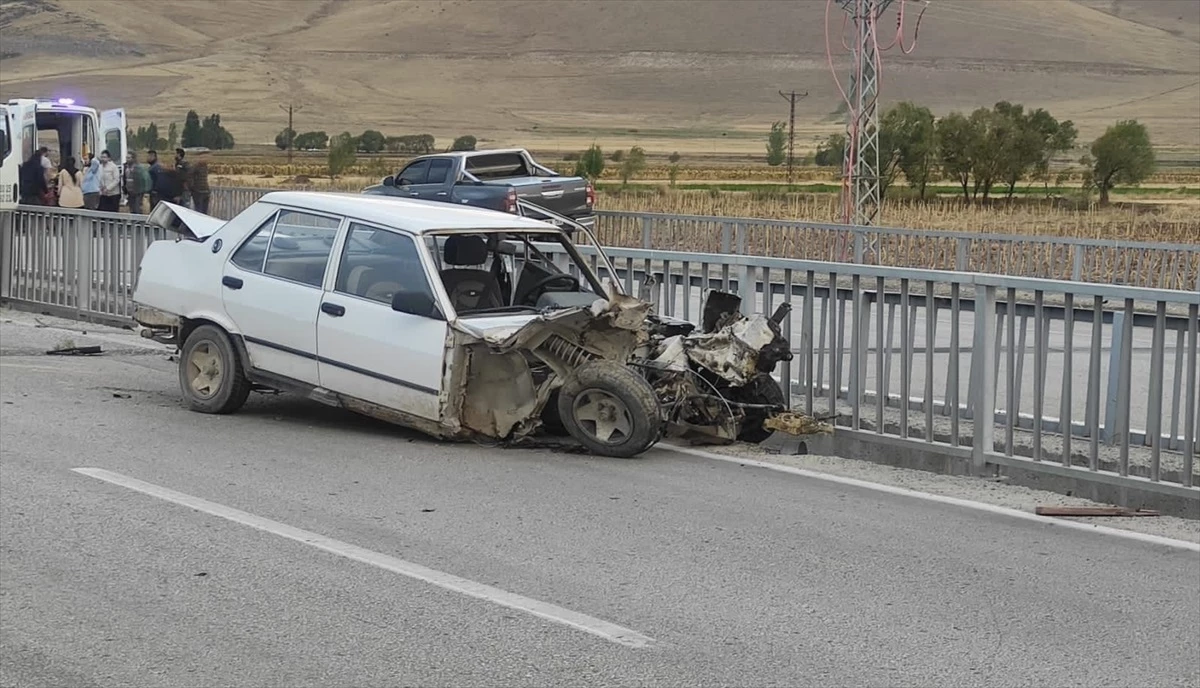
279 103 303 167
779 90 808 184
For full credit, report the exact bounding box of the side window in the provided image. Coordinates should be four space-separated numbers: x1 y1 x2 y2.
397 160 429 186
262 210 342 288
22 124 35 163
426 158 452 185
230 213 278 272
335 223 436 309
104 129 121 159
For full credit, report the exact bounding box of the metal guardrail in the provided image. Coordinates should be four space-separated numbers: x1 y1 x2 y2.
2 205 1197 505
206 186 1200 291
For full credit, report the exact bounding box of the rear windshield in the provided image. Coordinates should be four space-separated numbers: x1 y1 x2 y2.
464 153 530 179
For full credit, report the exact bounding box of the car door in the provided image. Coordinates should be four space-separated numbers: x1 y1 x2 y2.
392 159 429 198
221 207 343 386
411 157 454 201
316 221 447 421
99 108 127 167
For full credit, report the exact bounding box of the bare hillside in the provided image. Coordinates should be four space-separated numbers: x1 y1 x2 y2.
1 0 1197 152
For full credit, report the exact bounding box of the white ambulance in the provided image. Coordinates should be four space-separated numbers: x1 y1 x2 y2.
0 98 127 211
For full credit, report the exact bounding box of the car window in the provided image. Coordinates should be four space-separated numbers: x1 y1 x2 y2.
398 160 429 186
229 213 279 272
261 210 342 287
426 158 452 185
335 222 437 309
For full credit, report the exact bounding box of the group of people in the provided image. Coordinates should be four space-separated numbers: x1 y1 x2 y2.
19 146 210 215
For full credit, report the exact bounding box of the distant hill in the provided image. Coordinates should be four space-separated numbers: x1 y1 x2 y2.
1 0 1197 154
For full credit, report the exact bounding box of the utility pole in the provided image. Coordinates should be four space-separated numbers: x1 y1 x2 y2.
279 103 303 167
838 0 894 226
778 90 808 185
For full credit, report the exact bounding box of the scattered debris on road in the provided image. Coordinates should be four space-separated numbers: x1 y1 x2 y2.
1035 506 1160 517
45 345 103 356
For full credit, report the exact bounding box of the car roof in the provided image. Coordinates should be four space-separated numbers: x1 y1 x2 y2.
257 191 557 235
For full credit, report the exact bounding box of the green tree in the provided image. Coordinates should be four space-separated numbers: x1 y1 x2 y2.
813 133 845 167
766 121 787 166
668 151 681 164
358 129 386 153
1086 119 1155 204
450 135 477 151
881 101 937 199
197 113 234 149
935 112 980 201
574 143 605 180
181 111 202 147
275 127 296 151
295 131 329 150
167 122 178 149
327 131 357 179
619 145 646 184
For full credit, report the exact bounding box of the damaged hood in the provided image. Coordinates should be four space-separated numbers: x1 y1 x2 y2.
146 201 226 240
661 313 785 387
453 294 651 353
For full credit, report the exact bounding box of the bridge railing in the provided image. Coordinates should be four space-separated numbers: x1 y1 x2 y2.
207 186 1200 291
2 204 1197 505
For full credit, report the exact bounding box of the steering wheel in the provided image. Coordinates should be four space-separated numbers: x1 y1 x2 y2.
515 273 581 305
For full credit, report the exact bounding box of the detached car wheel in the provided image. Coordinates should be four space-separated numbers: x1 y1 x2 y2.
179 325 252 414
558 361 662 458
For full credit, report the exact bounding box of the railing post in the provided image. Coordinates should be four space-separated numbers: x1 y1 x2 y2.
1102 310 1126 445
955 238 969 272
76 214 93 319
640 216 652 249
735 223 753 315
0 211 13 300
852 231 864 264
971 285 996 475
1072 247 1085 282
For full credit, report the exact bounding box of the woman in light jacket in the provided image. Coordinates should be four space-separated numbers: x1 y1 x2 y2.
57 158 84 209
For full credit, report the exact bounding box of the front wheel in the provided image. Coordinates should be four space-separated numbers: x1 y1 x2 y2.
557 361 662 458
178 324 252 414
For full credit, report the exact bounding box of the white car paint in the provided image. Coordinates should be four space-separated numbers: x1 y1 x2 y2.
134 193 601 425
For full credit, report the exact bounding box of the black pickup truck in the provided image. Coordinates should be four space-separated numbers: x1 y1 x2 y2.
362 148 596 231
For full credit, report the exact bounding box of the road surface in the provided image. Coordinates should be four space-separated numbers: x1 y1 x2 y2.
1 315 1198 688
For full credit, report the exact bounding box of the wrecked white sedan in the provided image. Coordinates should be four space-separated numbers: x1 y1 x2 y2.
133 192 794 458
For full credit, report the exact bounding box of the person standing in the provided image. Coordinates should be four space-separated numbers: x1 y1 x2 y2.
97 150 122 212
190 149 211 214
147 149 165 209
81 153 101 210
124 151 150 214
174 147 192 208
19 150 49 205
57 157 84 209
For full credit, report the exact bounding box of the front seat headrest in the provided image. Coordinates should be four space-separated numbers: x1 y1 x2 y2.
444 235 488 266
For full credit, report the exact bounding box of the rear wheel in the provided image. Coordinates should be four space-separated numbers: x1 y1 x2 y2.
558 361 662 458
178 324 252 414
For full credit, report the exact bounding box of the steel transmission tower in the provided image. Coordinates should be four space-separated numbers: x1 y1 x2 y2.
778 90 808 184
838 0 894 226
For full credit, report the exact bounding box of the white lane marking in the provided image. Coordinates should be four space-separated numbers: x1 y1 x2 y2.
72 467 655 648
660 445 1200 554
1 362 95 373
1 318 171 353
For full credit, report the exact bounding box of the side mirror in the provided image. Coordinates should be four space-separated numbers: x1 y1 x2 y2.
392 289 443 320
382 175 395 187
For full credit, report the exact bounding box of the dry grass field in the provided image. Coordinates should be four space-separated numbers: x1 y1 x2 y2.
1 0 1198 153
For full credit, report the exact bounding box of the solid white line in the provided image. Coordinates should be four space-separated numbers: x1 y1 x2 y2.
660 444 1200 554
71 467 655 649
2 317 171 352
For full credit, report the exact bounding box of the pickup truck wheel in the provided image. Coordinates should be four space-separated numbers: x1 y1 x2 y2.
558 361 662 458
179 324 251 414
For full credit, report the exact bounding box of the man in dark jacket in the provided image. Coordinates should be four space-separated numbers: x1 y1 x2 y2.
190 150 211 214
19 151 49 205
147 150 166 209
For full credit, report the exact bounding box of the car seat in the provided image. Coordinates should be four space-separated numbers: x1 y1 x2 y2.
440 235 504 313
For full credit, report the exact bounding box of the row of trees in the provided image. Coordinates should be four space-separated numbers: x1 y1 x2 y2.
795 101 1155 204
275 129 476 154
572 144 650 184
128 110 236 152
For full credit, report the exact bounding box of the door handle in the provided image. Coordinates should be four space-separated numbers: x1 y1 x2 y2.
222 275 243 290
321 302 346 317
435 191 448 197
409 192 420 197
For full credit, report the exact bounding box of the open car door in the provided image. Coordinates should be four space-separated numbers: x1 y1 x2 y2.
99 108 127 164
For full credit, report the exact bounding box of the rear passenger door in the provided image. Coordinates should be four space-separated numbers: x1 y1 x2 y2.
316 222 447 420
221 208 343 385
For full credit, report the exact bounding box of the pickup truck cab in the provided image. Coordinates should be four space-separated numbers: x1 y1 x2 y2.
363 148 596 232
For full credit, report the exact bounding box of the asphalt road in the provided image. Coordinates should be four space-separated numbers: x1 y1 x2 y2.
2 319 1199 688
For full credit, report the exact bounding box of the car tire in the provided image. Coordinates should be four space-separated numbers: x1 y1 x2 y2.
178 324 252 414
557 360 662 458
